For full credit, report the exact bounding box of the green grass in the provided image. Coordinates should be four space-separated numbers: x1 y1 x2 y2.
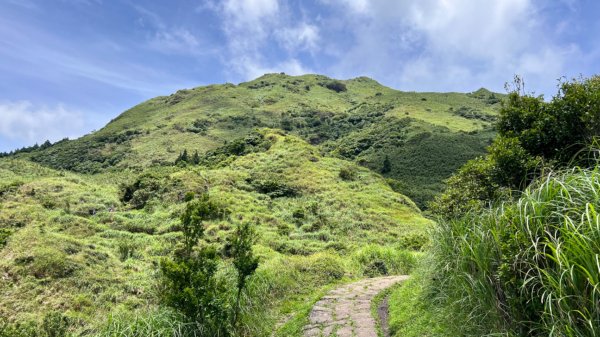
0 73 506 336
386 265 452 337
0 130 429 336
426 168 600 336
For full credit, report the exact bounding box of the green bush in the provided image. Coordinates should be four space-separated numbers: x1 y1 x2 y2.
120 173 170 209
29 248 77 279
160 198 257 336
320 80 347 93
338 166 357 181
435 75 600 217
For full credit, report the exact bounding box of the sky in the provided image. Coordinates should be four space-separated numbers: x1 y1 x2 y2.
1 0 599 152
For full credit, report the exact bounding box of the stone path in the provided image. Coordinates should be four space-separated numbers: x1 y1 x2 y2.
303 275 409 337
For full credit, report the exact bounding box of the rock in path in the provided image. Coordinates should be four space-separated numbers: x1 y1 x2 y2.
303 275 409 337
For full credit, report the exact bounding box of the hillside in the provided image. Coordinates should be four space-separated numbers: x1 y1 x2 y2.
12 74 502 208
0 74 505 336
0 130 430 336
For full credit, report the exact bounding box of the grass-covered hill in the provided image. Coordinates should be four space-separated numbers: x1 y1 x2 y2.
11 73 501 208
0 130 430 336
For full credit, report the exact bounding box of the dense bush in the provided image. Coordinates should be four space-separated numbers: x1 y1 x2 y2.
247 176 299 198
430 169 600 336
433 76 600 217
319 80 347 93
198 132 273 167
119 173 174 209
338 166 357 181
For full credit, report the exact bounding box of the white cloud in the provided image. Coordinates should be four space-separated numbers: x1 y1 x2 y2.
205 0 317 80
240 58 312 79
321 0 577 94
0 101 85 145
222 0 279 24
275 23 320 53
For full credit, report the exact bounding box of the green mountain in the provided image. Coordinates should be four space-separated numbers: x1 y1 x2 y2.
16 73 500 208
0 74 502 336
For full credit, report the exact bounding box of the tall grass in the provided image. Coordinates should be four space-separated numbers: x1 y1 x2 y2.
431 168 600 336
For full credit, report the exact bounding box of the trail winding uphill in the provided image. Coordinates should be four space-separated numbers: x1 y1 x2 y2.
303 275 409 337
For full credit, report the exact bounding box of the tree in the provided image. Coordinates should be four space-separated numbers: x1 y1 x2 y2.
192 150 200 165
228 222 259 328
175 149 189 165
160 196 229 335
381 155 392 174
161 196 258 336
432 76 600 218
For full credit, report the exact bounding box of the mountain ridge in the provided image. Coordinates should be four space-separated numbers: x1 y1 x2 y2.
9 73 503 208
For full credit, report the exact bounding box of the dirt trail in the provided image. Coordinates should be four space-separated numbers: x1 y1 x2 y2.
303 275 409 337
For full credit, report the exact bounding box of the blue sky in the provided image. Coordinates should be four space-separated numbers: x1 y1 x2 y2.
1 0 599 152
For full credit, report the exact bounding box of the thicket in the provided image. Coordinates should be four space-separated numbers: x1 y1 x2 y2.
432 76 600 217
197 132 273 167
27 130 140 174
428 76 600 336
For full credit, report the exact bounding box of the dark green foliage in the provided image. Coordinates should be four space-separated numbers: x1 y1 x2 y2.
119 173 169 209
381 155 391 174
191 151 200 165
0 312 70 337
431 137 543 216
498 76 600 164
27 131 140 173
199 132 273 167
339 166 357 181
176 149 189 165
161 198 229 335
284 102 393 145
434 76 600 217
0 228 11 248
379 126 491 209
161 198 256 336
363 260 388 277
319 80 347 93
451 106 496 122
180 194 225 254
227 223 259 328
248 177 299 198
0 180 23 197
188 118 212 133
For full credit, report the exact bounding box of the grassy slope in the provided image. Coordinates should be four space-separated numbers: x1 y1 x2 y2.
0 130 430 335
19 74 500 208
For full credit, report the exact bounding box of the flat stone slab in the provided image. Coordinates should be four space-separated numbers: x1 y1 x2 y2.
303 275 409 337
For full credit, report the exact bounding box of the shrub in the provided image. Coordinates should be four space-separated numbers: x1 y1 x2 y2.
320 80 347 93
117 240 140 261
249 178 299 198
338 166 357 181
29 248 77 279
120 173 168 209
160 197 257 336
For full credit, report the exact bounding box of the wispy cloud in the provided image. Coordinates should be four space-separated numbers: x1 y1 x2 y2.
0 15 196 95
0 101 85 145
275 22 320 53
202 0 317 79
319 0 581 95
